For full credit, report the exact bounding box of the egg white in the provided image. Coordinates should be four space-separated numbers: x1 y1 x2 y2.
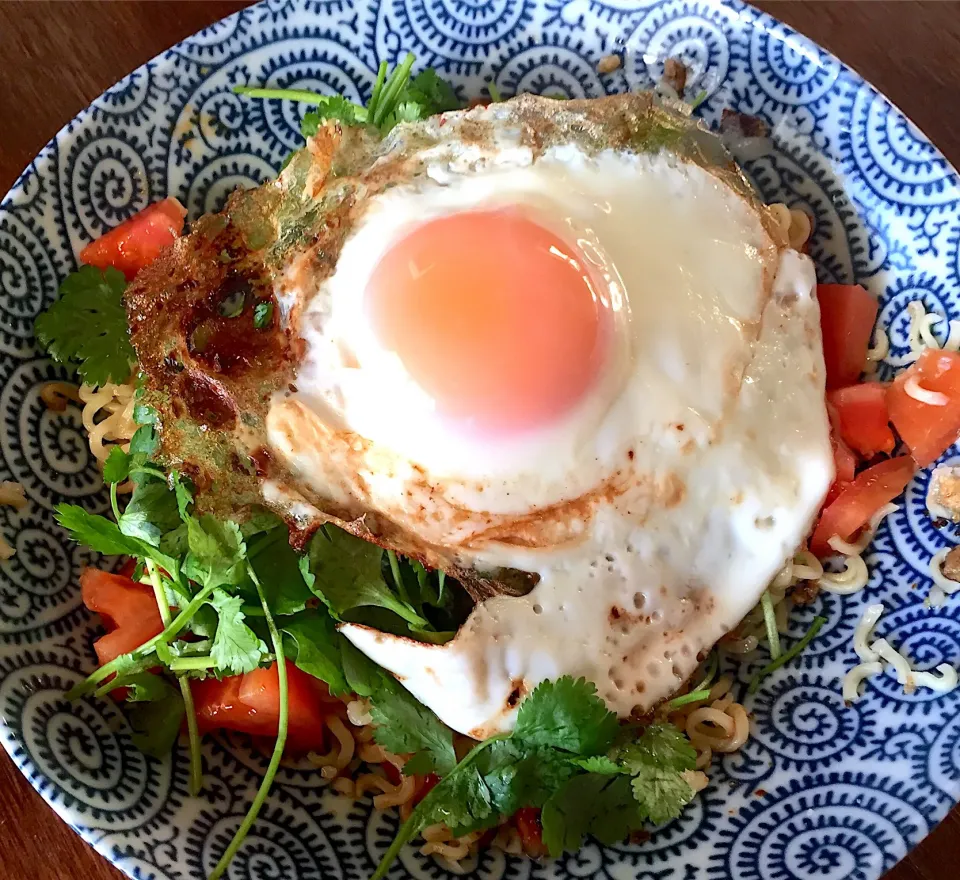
267 130 833 736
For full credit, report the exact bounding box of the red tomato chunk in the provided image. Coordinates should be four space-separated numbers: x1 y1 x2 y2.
818 283 879 390
79 197 186 280
887 348 960 466
827 382 895 458
810 456 916 557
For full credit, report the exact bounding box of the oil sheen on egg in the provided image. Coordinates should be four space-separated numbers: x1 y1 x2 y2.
266 98 833 738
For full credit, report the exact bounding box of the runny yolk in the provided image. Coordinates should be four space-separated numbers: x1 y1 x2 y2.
365 209 610 434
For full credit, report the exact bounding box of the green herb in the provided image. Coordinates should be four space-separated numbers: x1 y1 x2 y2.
663 689 712 711
760 590 781 660
209 563 289 880
542 774 641 855
282 608 349 696
34 265 135 387
127 681 185 758
618 724 697 825
248 529 313 615
56 504 182 585
487 81 503 102
340 639 457 775
235 56 460 139
301 526 431 631
372 678 696 877
748 615 827 694
253 300 274 329
208 589 268 676
513 676 619 755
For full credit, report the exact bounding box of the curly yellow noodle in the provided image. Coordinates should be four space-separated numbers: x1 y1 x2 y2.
40 381 82 412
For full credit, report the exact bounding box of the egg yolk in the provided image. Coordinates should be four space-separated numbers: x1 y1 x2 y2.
366 209 610 433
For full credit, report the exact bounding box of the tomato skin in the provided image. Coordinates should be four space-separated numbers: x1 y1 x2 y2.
827 382 895 458
810 456 916 556
818 284 879 390
193 660 329 753
515 807 547 858
79 197 186 280
80 568 164 667
887 349 960 466
413 772 441 806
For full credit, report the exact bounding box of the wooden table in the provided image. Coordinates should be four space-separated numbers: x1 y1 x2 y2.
1 1 959 878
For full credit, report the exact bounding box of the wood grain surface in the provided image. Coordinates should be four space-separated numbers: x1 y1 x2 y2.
0 2 958 879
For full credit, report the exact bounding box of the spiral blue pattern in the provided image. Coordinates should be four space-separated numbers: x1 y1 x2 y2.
1 1 960 878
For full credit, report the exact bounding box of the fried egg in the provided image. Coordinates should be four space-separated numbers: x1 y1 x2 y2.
257 95 833 737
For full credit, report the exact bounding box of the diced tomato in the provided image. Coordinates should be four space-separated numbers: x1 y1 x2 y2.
116 558 137 579
818 284 879 390
80 568 164 667
887 349 960 466
193 660 329 753
413 772 440 806
79 197 187 280
515 807 547 858
382 760 403 786
827 382 895 458
810 456 916 556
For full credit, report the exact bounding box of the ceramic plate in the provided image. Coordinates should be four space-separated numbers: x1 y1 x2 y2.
1 1 959 878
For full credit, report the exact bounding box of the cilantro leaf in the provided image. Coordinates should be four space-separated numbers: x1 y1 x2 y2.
248 530 312 615
34 265 135 387
128 682 185 758
618 723 697 826
122 672 174 702
369 677 458 775
183 515 246 589
281 609 348 696
209 589 268 676
479 743 577 819
304 527 430 631
253 300 274 329
402 69 460 116
338 639 456 774
513 676 619 756
56 504 180 576
300 95 366 136
118 480 181 547
570 755 625 775
102 446 131 484
618 723 697 774
629 764 697 826
541 774 642 857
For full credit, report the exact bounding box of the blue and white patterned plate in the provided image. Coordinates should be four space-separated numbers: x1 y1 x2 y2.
1 1 959 878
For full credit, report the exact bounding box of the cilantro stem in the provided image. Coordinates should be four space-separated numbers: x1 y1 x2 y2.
92 656 158 698
109 481 120 522
66 582 218 700
488 81 502 102
760 591 781 660
373 53 415 128
131 464 167 481
372 733 509 880
146 557 202 795
663 689 712 711
386 550 410 605
368 61 388 119
209 563 288 880
177 675 203 796
748 615 826 695
691 651 718 693
168 655 217 671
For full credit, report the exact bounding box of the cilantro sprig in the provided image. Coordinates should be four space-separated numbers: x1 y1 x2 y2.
234 53 460 140
34 265 135 387
372 678 698 879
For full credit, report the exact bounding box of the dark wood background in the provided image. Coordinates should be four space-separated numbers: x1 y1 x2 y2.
0 2 958 878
